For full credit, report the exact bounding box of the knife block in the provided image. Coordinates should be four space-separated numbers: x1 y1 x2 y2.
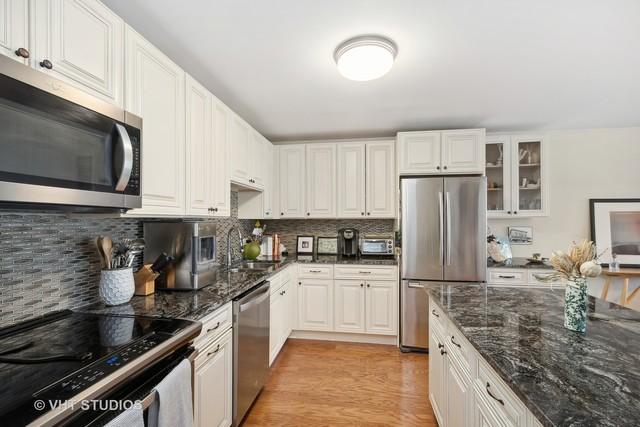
134 265 157 296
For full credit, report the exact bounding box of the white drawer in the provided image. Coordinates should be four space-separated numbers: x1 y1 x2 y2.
476 358 527 427
489 269 527 285
298 264 334 279
429 299 447 335
333 265 397 280
194 302 232 350
194 328 232 368
446 323 472 378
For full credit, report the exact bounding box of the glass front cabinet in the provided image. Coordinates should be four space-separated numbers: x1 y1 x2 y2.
485 134 548 218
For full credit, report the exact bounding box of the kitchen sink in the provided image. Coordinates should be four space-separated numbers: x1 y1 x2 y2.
228 261 277 273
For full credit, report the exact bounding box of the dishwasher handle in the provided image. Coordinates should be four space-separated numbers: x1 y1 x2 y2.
238 282 271 312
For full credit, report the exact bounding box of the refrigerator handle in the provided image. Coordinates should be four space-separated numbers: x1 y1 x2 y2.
446 191 452 266
438 191 444 266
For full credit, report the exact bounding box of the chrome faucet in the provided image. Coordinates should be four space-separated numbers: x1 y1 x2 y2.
227 226 243 266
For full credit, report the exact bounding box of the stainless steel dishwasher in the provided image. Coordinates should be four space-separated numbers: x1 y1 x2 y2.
233 281 270 426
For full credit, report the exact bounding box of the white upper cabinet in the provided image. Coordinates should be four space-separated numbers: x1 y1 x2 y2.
229 113 251 186
486 133 548 218
185 74 213 216
0 0 29 64
31 0 124 107
262 141 274 218
278 145 306 218
211 97 231 216
249 131 266 189
441 129 485 173
337 143 366 218
397 131 441 174
125 25 185 216
397 129 485 175
365 140 396 218
306 143 337 218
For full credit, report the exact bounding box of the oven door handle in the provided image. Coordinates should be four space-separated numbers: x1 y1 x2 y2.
114 123 133 192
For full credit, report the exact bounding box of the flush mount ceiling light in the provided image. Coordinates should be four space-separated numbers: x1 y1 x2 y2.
334 35 397 81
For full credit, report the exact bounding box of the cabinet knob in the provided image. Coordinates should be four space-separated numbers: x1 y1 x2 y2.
514 211 518 214
440 348 447 355
507 211 512 214
361 212 364 216
298 282 301 285
366 284 370 288
307 212 310 216
14 48 29 58
214 207 218 212
39 59 53 69
280 212 284 216
367 212 371 216
443 166 448 170
360 283 364 287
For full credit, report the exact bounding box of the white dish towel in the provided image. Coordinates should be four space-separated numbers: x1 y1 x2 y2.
105 406 144 427
148 359 194 427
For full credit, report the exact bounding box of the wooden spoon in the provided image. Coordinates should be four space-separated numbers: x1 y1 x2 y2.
101 236 113 269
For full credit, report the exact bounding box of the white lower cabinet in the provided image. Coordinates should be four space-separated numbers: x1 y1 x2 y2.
297 279 333 331
429 301 543 427
269 273 294 365
334 280 366 333
364 280 397 335
194 328 233 427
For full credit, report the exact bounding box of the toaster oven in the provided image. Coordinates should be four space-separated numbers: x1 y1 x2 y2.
359 238 394 256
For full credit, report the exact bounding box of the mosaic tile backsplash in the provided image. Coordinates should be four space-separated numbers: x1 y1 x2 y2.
262 219 396 254
0 193 253 327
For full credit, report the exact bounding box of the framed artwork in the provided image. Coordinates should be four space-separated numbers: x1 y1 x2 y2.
296 236 315 254
590 199 640 267
508 226 533 245
316 237 338 255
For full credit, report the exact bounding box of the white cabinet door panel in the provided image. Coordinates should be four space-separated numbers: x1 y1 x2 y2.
32 0 124 106
297 280 333 331
212 98 231 216
429 327 447 426
446 359 471 427
262 140 274 218
337 143 366 218
278 145 306 218
366 141 395 218
365 281 397 335
269 290 284 366
442 129 485 173
0 0 28 64
306 143 336 218
185 74 212 216
334 280 365 333
229 113 250 185
397 131 441 174
125 26 185 215
194 330 233 427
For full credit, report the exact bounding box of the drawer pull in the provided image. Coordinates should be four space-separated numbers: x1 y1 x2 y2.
309 270 322 273
437 343 444 349
486 382 505 406
440 348 447 355
450 336 461 348
431 309 440 318
498 275 516 279
207 344 221 356
206 322 221 333
358 271 372 274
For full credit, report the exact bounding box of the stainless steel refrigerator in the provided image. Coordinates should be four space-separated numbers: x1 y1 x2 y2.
400 176 486 351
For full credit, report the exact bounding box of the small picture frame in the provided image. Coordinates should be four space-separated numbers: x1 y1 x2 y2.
508 226 533 245
316 237 338 255
296 236 315 254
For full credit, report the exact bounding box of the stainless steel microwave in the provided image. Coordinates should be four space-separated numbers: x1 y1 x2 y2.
0 55 141 211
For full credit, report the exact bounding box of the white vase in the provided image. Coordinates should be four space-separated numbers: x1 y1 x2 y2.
99 267 135 306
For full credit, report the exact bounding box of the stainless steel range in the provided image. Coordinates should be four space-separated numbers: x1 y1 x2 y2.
0 310 200 426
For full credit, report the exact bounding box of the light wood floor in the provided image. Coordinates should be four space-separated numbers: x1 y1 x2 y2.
242 339 437 426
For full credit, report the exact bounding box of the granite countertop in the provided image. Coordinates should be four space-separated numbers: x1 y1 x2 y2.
428 284 640 427
292 253 398 265
487 257 553 270
79 259 296 321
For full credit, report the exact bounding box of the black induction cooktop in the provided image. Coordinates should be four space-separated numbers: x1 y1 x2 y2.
0 310 200 426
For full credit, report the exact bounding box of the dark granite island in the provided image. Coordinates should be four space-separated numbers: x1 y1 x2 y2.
428 284 640 427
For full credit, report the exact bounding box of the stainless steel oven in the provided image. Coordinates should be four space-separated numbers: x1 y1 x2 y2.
0 54 141 211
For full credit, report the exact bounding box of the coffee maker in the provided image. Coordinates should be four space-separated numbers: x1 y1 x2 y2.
338 228 359 257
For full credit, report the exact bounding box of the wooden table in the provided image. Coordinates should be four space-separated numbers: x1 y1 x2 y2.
601 268 640 306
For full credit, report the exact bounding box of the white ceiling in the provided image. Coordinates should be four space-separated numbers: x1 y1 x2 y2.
104 0 640 141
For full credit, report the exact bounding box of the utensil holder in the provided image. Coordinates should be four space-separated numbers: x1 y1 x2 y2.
99 267 135 306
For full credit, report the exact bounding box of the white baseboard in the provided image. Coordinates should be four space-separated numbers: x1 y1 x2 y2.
289 330 397 345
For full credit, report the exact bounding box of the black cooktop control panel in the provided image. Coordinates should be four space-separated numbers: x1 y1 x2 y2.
35 332 170 401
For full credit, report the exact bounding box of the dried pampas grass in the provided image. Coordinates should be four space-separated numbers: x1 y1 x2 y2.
535 239 604 284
